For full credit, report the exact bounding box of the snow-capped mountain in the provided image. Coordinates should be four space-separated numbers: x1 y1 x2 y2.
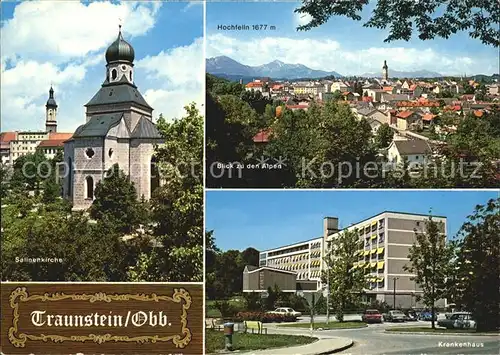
206 56 343 79
360 69 443 79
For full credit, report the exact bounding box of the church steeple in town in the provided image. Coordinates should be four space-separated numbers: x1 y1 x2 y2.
104 24 135 86
45 85 58 133
382 60 389 81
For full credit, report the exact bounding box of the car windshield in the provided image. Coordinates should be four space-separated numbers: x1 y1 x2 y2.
366 310 379 314
392 311 404 315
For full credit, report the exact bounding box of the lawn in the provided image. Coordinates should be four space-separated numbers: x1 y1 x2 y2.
386 327 499 335
279 321 367 330
205 329 316 353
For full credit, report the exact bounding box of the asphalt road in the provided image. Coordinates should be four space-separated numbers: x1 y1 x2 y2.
267 316 499 355
332 323 499 355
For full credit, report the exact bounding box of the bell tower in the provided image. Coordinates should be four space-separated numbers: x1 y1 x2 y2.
105 25 135 86
45 86 58 133
382 60 389 81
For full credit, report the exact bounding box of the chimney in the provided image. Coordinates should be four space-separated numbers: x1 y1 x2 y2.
323 217 339 237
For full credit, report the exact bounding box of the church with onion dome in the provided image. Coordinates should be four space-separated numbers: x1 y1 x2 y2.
63 26 163 210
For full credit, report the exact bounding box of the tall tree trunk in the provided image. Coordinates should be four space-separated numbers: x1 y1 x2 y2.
431 285 435 329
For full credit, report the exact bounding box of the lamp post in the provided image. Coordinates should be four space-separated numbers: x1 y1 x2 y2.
393 277 399 309
326 266 330 325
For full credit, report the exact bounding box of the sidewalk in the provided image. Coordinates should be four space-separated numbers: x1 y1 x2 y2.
235 337 353 355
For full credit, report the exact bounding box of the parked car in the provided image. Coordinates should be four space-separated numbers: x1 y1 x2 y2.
438 312 476 329
419 310 438 321
361 309 383 323
385 310 406 322
267 307 302 317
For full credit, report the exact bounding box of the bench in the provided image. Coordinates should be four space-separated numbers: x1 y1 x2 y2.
205 319 223 330
244 321 267 334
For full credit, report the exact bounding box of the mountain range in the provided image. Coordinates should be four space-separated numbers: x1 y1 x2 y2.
206 56 342 79
360 69 443 79
206 56 445 79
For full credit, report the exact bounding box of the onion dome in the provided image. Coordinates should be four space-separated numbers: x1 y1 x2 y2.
46 86 57 108
105 25 135 64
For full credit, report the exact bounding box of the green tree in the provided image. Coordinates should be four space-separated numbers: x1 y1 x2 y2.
90 163 143 234
0 164 10 200
243 292 263 312
404 214 454 329
206 93 259 187
295 0 499 46
324 229 366 322
474 84 487 101
1 201 132 281
331 90 342 101
132 103 204 282
463 83 475 94
41 177 60 205
374 123 394 149
455 198 499 331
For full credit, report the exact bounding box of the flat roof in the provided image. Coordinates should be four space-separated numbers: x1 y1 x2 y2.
259 211 446 253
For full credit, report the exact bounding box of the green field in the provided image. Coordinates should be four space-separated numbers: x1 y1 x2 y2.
279 321 367 330
205 329 316 353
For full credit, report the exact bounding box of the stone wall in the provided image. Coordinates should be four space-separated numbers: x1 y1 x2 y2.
129 139 155 200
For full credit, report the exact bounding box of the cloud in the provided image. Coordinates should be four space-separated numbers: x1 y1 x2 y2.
1 1 203 132
206 34 492 75
1 58 97 131
294 12 312 27
1 1 162 64
136 37 204 120
183 2 203 12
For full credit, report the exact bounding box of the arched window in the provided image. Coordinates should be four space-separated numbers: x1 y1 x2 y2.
86 176 94 199
129 70 132 81
111 69 117 80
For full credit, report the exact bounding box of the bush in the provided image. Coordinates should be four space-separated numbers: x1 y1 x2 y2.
214 300 238 318
235 312 297 323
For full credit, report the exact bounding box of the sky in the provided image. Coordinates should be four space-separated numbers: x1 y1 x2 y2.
1 1 203 133
206 190 499 251
206 1 499 76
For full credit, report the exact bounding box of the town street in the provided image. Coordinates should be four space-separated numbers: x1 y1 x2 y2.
263 316 499 355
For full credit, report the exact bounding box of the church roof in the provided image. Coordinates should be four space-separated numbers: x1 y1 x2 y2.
131 116 163 139
105 27 135 64
72 113 123 138
85 83 152 110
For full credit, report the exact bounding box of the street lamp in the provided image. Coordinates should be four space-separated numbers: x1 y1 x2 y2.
393 277 399 309
326 265 330 325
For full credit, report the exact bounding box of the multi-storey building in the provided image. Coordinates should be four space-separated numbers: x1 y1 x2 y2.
247 212 447 309
256 217 339 292
325 211 447 308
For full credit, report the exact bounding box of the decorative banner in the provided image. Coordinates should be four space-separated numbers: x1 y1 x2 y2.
1 283 203 354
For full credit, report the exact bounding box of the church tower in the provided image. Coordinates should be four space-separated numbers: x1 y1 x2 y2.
382 60 389 81
64 24 162 211
45 86 58 133
105 25 135 87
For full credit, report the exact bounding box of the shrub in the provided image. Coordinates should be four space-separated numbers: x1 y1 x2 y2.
235 311 297 323
214 300 237 318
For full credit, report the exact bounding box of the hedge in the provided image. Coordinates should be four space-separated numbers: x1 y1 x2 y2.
235 312 297 323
